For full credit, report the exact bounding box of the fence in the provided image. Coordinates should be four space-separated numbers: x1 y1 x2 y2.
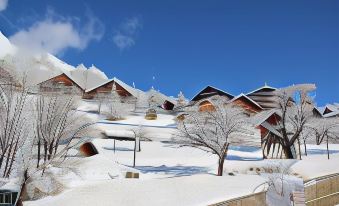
208 191 267 206
304 173 339 206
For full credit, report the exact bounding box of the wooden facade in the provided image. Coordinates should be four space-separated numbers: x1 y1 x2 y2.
83 80 133 99
231 95 263 114
199 100 216 112
38 73 84 95
191 86 234 102
247 85 278 110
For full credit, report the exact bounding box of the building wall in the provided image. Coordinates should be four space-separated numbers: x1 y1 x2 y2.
39 74 83 95
83 81 132 99
232 98 262 114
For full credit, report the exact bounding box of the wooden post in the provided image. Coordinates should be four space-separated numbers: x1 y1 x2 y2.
133 138 136 167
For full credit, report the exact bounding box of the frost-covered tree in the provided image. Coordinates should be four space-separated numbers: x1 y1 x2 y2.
305 117 339 159
273 86 314 159
175 98 250 176
0 80 31 178
107 82 126 120
34 88 89 169
148 87 158 109
177 91 186 107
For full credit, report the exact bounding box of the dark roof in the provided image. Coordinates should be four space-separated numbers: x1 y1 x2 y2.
191 86 234 101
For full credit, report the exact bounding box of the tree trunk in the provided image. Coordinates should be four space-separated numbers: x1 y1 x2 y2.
297 138 302 160
133 138 137 167
327 137 330 160
303 139 307 156
283 145 294 159
217 157 225 176
37 139 41 168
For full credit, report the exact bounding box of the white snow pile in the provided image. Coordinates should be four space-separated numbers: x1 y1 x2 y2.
0 31 16 58
0 31 109 88
24 174 266 206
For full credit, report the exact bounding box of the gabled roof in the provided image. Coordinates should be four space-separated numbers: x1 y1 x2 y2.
191 85 234 101
246 84 277 96
250 109 281 127
85 77 139 98
85 78 114 93
113 77 139 97
323 104 339 115
323 110 339 118
312 107 323 117
228 93 263 110
147 88 177 105
38 72 84 90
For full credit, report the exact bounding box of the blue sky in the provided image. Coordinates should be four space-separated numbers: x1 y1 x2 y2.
0 0 338 106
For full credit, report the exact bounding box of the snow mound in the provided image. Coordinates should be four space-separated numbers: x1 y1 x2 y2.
0 31 16 58
24 174 266 206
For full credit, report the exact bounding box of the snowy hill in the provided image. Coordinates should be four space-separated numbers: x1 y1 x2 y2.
0 32 109 88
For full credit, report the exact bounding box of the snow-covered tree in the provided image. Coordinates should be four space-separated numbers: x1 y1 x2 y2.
107 82 126 120
148 87 159 109
177 91 186 107
273 86 314 159
174 98 250 176
34 88 90 168
305 117 339 159
0 81 31 178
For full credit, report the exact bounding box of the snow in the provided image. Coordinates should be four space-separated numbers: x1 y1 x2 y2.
24 174 266 206
104 130 136 139
20 105 339 205
0 31 16 58
290 144 339 180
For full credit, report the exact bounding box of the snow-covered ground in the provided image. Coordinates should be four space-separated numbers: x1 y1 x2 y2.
23 106 339 206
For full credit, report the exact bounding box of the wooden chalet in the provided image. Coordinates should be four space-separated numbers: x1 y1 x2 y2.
191 86 234 112
83 77 138 99
228 93 263 114
191 86 234 102
38 73 84 95
246 84 278 110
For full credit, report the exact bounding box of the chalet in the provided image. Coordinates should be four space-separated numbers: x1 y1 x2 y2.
191 86 234 112
147 88 177 111
250 110 283 159
38 72 84 95
322 104 338 115
83 77 138 99
246 84 278 110
191 86 234 102
228 93 263 114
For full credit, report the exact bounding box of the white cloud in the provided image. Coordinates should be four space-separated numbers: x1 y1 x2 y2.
9 9 105 55
113 33 135 50
113 17 142 50
0 0 8 11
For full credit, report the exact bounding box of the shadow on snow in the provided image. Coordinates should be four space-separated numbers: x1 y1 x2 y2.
134 165 211 177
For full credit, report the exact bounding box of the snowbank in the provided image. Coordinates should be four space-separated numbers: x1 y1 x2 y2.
24 174 266 206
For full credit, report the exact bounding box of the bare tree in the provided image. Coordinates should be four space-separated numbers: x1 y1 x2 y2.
174 98 251 176
131 125 146 167
35 86 89 168
0 79 31 178
305 117 339 159
273 86 314 159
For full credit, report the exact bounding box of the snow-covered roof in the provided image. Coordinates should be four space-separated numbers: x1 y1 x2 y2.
103 130 135 139
323 104 339 113
250 109 280 126
228 93 263 110
323 110 339 118
85 77 140 98
191 85 234 101
113 77 139 97
85 78 114 93
246 84 277 95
